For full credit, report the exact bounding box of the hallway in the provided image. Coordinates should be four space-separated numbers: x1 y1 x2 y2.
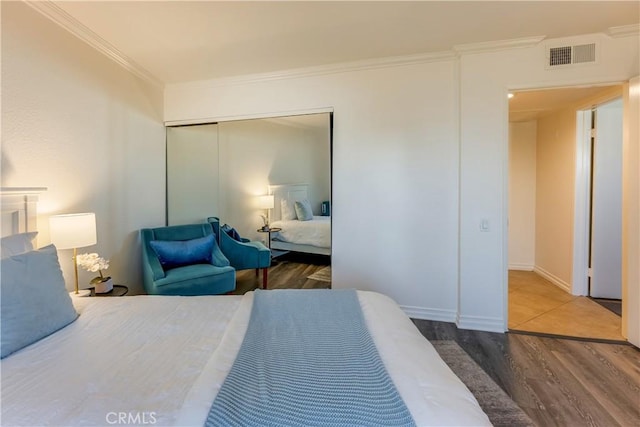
508 270 624 341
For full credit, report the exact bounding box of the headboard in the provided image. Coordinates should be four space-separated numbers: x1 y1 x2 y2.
268 184 308 222
1 187 47 240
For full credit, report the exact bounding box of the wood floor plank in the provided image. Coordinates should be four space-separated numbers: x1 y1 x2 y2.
553 341 640 426
413 319 640 427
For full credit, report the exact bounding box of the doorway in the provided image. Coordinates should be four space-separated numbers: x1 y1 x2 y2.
507 85 624 340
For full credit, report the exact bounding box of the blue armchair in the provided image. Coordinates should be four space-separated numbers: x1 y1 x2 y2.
141 223 236 295
208 217 271 289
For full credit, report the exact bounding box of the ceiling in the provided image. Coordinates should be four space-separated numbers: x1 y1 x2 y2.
509 85 623 122
48 1 640 85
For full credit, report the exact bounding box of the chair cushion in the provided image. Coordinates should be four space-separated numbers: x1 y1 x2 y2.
1 244 78 358
149 234 215 269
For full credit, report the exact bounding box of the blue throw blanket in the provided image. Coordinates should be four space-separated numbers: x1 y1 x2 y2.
205 289 415 427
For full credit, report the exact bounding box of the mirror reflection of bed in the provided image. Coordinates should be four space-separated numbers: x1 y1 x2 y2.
234 183 331 294
166 113 332 292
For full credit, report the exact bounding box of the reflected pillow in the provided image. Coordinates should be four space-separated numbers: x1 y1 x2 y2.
1 231 38 258
1 244 78 359
281 199 297 221
295 199 314 221
149 234 215 269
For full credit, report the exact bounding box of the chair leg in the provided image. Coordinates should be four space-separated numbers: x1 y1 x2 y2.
255 268 259 276
262 268 268 290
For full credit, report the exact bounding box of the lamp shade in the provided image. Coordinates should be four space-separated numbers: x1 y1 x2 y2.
257 195 275 210
49 213 97 249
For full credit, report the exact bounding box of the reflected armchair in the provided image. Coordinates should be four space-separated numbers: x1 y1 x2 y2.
208 217 271 289
141 223 236 295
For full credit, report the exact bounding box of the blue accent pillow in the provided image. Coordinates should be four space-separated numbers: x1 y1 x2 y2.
294 199 314 221
149 234 215 269
221 224 242 241
1 244 78 359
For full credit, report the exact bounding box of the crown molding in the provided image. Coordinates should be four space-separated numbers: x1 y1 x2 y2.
23 0 163 88
453 36 546 55
607 23 640 38
179 50 457 89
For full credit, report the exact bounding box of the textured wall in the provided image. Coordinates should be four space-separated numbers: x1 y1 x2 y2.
1 2 166 294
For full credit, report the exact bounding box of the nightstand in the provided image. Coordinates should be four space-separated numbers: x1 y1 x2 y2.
256 227 282 250
89 284 128 297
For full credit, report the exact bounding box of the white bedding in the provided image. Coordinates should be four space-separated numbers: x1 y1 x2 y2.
270 215 331 248
1 292 490 426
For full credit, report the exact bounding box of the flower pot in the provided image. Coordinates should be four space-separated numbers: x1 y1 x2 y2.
94 277 113 294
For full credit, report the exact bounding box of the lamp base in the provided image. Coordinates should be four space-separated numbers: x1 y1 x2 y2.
69 289 91 298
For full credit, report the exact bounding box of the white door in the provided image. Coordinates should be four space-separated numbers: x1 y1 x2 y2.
590 98 623 299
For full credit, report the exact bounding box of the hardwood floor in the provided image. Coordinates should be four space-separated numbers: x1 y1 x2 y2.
414 319 640 427
509 270 624 341
251 258 639 426
231 252 331 295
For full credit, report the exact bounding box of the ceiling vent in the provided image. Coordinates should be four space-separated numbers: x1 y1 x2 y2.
546 43 597 69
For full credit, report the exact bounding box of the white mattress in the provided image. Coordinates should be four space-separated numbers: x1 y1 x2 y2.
270 215 331 248
1 292 490 426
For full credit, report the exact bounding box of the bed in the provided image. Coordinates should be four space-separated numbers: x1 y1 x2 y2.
1 291 490 426
268 184 331 256
0 189 490 426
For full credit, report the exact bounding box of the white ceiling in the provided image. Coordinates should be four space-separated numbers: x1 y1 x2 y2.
49 1 640 85
509 85 623 122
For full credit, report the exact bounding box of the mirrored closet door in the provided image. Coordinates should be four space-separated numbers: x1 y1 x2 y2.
166 113 331 247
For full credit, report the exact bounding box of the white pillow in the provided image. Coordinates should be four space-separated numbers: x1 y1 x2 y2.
294 199 314 221
1 244 78 358
281 199 297 221
0 231 38 258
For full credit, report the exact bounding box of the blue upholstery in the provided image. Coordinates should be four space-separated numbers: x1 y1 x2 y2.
208 217 272 289
141 223 235 295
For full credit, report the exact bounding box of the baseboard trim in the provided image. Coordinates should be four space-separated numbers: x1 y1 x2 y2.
533 265 572 293
508 263 534 271
401 305 457 323
456 314 505 333
403 307 506 332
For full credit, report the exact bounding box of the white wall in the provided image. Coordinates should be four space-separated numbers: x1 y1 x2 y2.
534 108 577 290
166 31 638 331
508 121 536 270
167 61 461 321
1 2 166 294
459 32 639 331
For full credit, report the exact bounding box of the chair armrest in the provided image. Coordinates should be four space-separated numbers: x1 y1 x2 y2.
141 229 166 280
220 231 270 269
210 237 231 267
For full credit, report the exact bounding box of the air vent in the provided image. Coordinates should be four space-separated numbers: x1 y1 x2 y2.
547 43 597 68
573 43 596 64
550 46 572 66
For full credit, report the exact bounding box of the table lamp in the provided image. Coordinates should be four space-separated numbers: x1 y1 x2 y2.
257 195 274 229
49 212 97 296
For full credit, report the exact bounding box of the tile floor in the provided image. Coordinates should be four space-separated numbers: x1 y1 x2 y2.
508 270 624 341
